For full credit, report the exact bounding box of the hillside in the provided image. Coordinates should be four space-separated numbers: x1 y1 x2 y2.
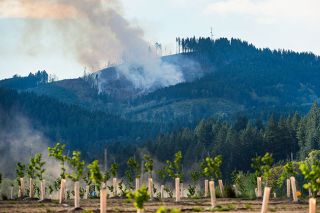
2 37 320 176
0 88 171 162
1 37 320 125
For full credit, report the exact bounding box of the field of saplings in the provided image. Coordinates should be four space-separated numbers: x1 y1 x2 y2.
0 143 319 212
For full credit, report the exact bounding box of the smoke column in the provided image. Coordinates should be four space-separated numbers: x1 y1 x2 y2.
0 0 184 89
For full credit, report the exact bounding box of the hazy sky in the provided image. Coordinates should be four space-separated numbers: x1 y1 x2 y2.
0 0 319 80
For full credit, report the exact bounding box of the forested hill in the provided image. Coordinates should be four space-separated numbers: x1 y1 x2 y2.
1 37 320 176
1 37 320 126
131 38 320 122
0 88 171 160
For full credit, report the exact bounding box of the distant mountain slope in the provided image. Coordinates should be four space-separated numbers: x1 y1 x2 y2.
28 78 109 109
1 37 320 124
128 38 320 122
94 54 206 100
0 88 168 159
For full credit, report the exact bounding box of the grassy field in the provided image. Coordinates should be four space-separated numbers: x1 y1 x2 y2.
0 198 311 213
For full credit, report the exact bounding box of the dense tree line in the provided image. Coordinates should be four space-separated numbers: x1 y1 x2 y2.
0 70 49 90
145 103 320 179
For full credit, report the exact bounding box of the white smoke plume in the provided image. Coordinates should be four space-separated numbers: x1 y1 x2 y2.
0 113 60 179
0 0 184 90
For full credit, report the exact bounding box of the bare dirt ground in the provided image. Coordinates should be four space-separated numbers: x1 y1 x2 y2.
0 198 311 213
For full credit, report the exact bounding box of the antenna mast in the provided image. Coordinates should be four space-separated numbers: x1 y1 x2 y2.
210 27 213 40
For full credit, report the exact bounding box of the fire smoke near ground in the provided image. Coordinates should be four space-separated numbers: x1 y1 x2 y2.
0 0 184 90
0 112 60 179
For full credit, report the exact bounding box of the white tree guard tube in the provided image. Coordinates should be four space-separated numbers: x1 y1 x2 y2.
100 188 107 213
204 179 209 197
180 182 184 198
218 180 224 198
84 185 89 199
209 181 216 208
160 185 164 199
40 180 45 200
261 187 271 213
286 179 291 198
148 178 153 199
309 198 316 213
20 177 24 198
135 178 140 192
257 177 262 198
29 178 34 198
290 176 298 202
59 179 66 204
175 178 180 202
74 181 80 208
112 178 117 197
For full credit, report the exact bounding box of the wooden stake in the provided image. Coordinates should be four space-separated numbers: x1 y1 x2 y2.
290 176 298 202
218 180 224 197
286 179 291 198
59 179 66 204
175 178 180 202
135 178 140 191
160 185 164 198
309 198 316 213
40 180 45 200
204 179 209 197
112 178 117 197
209 181 216 208
100 188 107 213
29 178 34 198
257 177 262 198
261 187 271 213
74 181 80 208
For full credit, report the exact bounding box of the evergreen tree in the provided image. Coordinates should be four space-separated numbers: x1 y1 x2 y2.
298 102 320 159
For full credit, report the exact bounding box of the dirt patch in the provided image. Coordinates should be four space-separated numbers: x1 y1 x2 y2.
0 198 311 213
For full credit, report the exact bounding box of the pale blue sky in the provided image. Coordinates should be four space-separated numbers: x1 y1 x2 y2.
0 0 319 80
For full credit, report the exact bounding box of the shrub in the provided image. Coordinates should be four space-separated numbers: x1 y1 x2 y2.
144 155 153 178
66 151 85 182
48 143 68 179
127 186 150 210
224 185 236 198
232 171 256 199
299 158 320 197
201 155 222 180
251 152 273 185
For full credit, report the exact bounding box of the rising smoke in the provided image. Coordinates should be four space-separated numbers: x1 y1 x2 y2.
0 111 61 179
1 0 184 90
